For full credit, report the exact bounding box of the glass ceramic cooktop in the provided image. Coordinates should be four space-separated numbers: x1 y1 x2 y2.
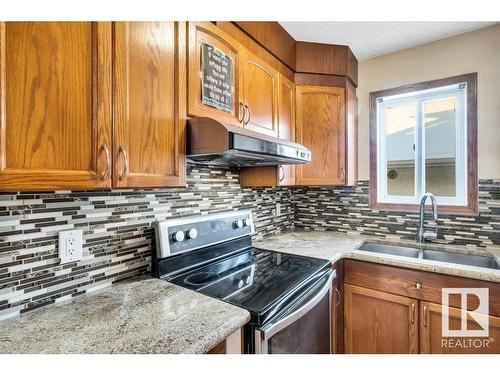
168 248 330 320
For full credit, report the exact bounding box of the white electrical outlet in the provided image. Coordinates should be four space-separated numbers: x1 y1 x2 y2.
275 202 281 216
59 229 83 264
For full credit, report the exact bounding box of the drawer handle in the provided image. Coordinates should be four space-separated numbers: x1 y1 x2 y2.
99 143 110 181
415 282 422 289
411 302 416 324
339 167 345 182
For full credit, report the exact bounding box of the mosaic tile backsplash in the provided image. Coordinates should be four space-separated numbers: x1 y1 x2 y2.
0 165 294 320
295 180 499 247
0 168 498 320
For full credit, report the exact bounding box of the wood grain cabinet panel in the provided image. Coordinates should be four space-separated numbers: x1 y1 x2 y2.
187 22 244 127
113 22 185 188
420 302 500 354
277 73 296 185
239 72 295 187
344 284 419 354
0 22 112 190
241 51 279 137
295 85 346 185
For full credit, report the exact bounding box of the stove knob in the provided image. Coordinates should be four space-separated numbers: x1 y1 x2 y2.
245 275 252 284
172 230 185 242
243 218 253 227
186 228 198 239
233 219 244 229
233 279 244 289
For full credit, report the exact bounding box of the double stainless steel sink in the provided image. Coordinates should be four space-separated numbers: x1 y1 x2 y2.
357 241 500 270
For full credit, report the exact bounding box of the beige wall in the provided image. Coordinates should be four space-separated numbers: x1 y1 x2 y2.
357 24 500 180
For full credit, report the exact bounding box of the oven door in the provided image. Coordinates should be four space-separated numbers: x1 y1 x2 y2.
254 270 335 354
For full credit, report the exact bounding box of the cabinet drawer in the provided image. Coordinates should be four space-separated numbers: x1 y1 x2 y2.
344 260 500 316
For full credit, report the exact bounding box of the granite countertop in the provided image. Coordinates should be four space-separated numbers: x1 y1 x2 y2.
254 229 500 283
0 277 250 354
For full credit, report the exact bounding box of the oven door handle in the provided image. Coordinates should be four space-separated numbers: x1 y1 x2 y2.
258 270 335 341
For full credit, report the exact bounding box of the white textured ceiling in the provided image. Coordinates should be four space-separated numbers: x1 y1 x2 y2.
279 22 497 61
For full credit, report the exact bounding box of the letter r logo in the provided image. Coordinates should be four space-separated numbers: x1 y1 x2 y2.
442 288 489 337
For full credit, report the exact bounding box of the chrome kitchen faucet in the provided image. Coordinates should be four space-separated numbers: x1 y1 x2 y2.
417 193 438 243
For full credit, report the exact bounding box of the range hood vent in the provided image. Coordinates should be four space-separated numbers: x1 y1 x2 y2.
187 117 311 167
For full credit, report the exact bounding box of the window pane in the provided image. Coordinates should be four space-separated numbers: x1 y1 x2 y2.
385 103 416 196
424 98 456 197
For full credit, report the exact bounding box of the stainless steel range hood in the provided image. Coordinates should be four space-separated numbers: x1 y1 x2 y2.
187 117 311 167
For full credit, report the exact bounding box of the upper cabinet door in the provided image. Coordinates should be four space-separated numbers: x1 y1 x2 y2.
113 22 186 188
241 51 279 137
277 73 296 185
0 22 112 191
295 85 346 185
187 22 243 127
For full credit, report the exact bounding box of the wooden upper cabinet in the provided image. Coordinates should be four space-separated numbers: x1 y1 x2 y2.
295 85 346 185
187 22 243 127
420 302 500 354
113 22 185 188
241 51 279 137
0 22 112 191
277 73 296 185
239 72 294 187
344 284 419 354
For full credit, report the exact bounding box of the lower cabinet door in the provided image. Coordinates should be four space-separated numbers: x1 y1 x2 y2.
420 302 500 354
344 284 419 353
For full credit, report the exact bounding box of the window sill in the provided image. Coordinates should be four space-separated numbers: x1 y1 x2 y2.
369 201 478 216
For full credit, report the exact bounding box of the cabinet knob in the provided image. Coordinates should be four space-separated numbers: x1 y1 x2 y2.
415 282 422 289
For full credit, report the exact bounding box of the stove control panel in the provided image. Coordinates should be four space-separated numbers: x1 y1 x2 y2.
153 210 255 259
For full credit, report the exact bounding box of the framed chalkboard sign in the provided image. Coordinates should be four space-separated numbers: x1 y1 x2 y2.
200 42 233 113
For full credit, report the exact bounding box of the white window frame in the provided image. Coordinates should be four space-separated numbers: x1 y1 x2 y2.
376 83 467 206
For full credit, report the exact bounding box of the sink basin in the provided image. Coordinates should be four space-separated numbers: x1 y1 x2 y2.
422 249 500 270
357 242 420 258
357 241 500 270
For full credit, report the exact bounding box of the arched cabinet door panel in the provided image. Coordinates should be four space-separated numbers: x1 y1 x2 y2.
187 22 244 127
241 50 279 137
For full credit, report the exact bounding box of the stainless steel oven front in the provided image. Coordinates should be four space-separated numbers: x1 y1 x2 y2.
252 270 335 354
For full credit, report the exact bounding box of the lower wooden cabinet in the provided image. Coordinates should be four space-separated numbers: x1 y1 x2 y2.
206 328 243 354
420 302 500 354
343 260 500 354
344 284 419 353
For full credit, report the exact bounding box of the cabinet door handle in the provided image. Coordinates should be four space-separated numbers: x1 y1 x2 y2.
423 304 428 327
119 145 129 181
238 102 245 123
243 104 251 125
100 144 110 181
411 302 416 324
279 166 285 182
335 288 341 306
339 167 345 182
